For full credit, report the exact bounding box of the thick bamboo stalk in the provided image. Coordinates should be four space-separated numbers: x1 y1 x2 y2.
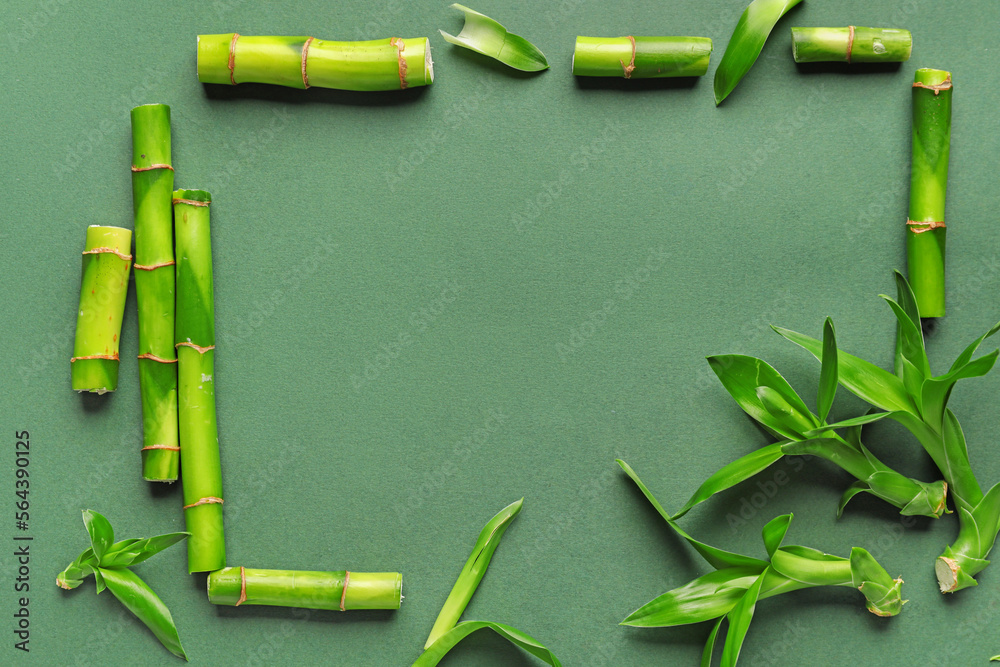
71 226 132 393
791 27 911 63
197 34 433 91
174 189 225 573
208 568 402 611
131 104 179 483
572 36 712 78
907 68 952 317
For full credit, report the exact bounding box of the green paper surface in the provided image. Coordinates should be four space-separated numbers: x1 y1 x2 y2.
2 0 999 665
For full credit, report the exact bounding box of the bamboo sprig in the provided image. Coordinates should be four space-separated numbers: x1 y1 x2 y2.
198 34 433 91
714 0 803 105
572 36 713 78
71 226 131 393
57 510 189 660
907 68 953 317
790 27 912 63
440 4 548 72
414 498 561 666
208 568 402 610
674 320 948 520
131 103 179 483
174 189 225 574
775 272 1000 592
618 461 904 666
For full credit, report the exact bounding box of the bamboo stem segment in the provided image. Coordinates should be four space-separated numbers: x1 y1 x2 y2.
131 104 179 483
71 226 132 393
174 189 225 573
208 568 402 610
197 34 434 91
572 36 713 78
790 27 911 63
907 68 953 317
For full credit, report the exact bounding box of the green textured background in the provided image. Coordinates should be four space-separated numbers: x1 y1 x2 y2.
3 0 1000 664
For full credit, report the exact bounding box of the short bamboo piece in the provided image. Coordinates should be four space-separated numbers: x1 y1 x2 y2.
572 36 712 78
71 226 132 393
208 568 402 611
791 27 911 63
197 34 433 91
174 189 225 573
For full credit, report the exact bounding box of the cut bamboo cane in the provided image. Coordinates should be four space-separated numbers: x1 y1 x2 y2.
131 104 179 482
572 36 712 78
71 226 132 393
907 68 952 318
197 34 433 91
174 189 225 573
208 568 402 611
791 27 911 63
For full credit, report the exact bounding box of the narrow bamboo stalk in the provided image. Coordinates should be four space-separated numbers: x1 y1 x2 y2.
572 36 712 78
174 189 225 574
71 226 132 393
790 27 911 63
907 68 953 317
197 34 433 91
131 104 179 483
208 568 402 610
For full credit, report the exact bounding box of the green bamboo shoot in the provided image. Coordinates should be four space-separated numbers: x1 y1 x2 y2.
907 68 953 317
790 27 911 63
71 226 132 393
174 189 225 574
131 104 179 483
197 34 433 91
572 36 712 78
208 568 402 610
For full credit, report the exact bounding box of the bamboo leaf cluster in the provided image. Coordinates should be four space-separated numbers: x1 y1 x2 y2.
57 511 189 660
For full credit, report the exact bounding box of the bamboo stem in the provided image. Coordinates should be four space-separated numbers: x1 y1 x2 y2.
907 68 952 317
174 189 225 573
197 34 433 91
131 104 179 482
71 226 132 393
572 36 713 78
208 568 402 610
791 27 911 63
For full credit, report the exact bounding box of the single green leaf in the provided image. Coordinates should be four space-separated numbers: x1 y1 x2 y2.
101 533 190 567
838 481 871 518
942 410 984 506
424 498 523 649
818 318 838 423
93 568 106 594
949 320 1000 373
756 386 817 436
761 514 792 558
701 616 726 667
621 567 763 627
893 271 922 335
672 443 787 520
617 460 766 571
720 570 766 667
969 482 1000 557
780 437 869 474
804 412 895 437
708 355 817 439
99 567 187 660
713 0 803 104
881 295 930 378
773 326 915 414
83 510 114 562
440 4 549 72
900 357 925 414
922 350 1000 430
413 620 561 667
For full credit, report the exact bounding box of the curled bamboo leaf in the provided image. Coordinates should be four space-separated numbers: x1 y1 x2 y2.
100 567 187 660
440 4 548 72
83 509 114 562
424 499 523 648
713 0 803 104
414 620 561 666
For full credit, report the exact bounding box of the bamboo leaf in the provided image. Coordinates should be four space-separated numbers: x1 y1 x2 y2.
617 460 766 571
949 320 1000 373
83 510 114 562
772 326 915 414
838 481 872 518
672 443 787 520
881 295 930 378
440 4 548 72
413 620 561 666
720 571 766 667
893 271 922 333
942 409 984 506
99 567 187 660
622 568 763 627
93 568 106 594
761 514 792 558
818 318 838 423
701 617 725 667
102 533 190 568
970 482 1000 554
708 355 817 439
804 411 895 436
424 498 523 649
713 0 803 104
922 350 1000 430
